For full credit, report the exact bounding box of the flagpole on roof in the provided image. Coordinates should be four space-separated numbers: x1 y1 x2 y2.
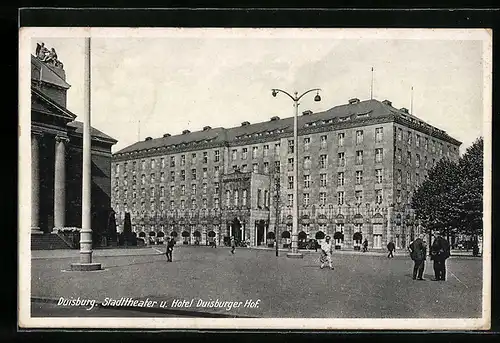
370 67 374 100
411 86 414 114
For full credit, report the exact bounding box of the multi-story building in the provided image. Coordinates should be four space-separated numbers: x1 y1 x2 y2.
111 97 461 249
31 46 117 242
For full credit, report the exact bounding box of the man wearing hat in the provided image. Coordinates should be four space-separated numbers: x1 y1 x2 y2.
409 234 427 280
319 236 334 270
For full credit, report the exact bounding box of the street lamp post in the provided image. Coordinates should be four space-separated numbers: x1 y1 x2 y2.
271 88 321 259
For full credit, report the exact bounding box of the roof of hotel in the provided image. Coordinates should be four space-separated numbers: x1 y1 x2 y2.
115 98 460 155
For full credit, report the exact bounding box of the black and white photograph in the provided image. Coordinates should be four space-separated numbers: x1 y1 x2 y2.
19 27 491 330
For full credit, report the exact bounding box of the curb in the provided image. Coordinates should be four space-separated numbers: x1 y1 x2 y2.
31 249 165 260
31 297 256 318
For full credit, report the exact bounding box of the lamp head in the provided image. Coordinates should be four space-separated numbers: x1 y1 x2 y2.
314 91 321 102
272 89 277 97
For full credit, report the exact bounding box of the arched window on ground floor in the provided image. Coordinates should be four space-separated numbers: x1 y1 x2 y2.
181 230 190 244
281 230 291 248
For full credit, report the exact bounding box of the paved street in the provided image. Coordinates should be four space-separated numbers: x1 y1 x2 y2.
31 246 483 318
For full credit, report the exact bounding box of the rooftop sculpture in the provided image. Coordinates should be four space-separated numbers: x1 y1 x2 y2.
35 42 63 69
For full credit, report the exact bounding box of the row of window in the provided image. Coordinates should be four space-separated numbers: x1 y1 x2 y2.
395 127 457 154
114 128 388 175
116 149 387 187
119 198 219 212
115 186 390 213
114 126 458 176
116 182 221 199
224 189 270 208
395 149 440 167
115 166 405 199
115 151 222 175
118 166 221 186
290 170 384 189
231 150 385 173
115 167 390 198
128 224 222 235
115 187 271 209
287 190 383 207
230 128 385 160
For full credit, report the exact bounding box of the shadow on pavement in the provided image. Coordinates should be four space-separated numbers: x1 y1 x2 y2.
104 258 168 269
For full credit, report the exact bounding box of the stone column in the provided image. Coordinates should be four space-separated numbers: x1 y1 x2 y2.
31 131 43 234
53 135 69 232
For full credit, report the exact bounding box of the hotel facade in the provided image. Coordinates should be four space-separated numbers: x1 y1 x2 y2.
111 98 461 250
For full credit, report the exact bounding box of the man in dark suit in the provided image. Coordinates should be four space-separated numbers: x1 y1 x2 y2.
409 235 427 280
431 235 451 281
166 237 175 262
387 241 396 258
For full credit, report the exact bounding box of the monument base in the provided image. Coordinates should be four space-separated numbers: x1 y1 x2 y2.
286 252 304 259
70 262 102 271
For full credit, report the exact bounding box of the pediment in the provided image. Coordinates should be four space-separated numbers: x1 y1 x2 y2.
31 87 76 121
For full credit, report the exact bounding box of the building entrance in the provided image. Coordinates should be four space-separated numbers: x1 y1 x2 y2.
231 218 242 242
256 220 265 246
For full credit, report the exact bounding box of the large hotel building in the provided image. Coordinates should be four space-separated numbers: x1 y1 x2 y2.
111 98 461 250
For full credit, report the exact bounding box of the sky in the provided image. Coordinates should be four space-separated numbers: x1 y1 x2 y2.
29 29 488 154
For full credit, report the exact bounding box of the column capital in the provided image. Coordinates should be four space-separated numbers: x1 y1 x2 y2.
55 135 70 143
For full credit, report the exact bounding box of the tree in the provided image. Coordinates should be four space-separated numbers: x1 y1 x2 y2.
455 137 484 239
412 158 461 245
412 137 484 245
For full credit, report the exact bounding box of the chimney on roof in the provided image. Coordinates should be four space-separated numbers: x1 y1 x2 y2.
348 98 360 104
400 107 409 114
145 137 152 141
270 116 280 121
163 133 171 138
302 110 313 116
203 126 212 131
182 129 191 134
241 121 250 126
382 100 392 106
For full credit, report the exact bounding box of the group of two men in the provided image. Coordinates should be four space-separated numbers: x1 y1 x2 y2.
409 234 451 281
319 234 451 282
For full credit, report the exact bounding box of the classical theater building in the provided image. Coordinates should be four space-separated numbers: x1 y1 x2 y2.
111 97 461 250
31 49 117 240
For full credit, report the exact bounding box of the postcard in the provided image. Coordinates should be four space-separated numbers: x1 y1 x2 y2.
19 27 491 330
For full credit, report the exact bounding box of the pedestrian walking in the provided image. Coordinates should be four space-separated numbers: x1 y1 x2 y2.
409 234 427 280
362 239 369 253
166 237 175 262
319 236 334 270
387 241 396 258
230 236 236 254
430 234 451 281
